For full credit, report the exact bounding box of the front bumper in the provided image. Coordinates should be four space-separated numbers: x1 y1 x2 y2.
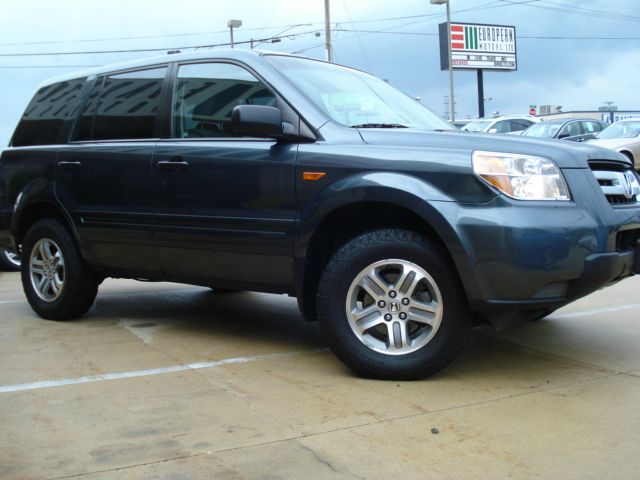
439 168 640 327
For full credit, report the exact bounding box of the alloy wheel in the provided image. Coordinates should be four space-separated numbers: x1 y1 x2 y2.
345 259 443 355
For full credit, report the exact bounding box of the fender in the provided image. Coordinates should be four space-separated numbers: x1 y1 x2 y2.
293 171 483 305
11 179 80 250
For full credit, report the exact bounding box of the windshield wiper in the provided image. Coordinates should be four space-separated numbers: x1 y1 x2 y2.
350 123 409 128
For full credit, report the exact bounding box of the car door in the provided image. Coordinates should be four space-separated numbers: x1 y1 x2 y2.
152 61 297 289
55 66 169 275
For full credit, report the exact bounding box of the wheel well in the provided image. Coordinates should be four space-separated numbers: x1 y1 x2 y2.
15 202 70 248
300 202 458 321
620 150 634 162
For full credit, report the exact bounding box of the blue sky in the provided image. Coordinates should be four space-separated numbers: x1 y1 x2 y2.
1 0 639 145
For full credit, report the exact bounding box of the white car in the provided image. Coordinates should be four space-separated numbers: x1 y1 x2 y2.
461 115 541 135
587 119 640 171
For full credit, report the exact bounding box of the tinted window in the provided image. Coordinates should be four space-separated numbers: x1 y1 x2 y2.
173 63 276 138
92 67 167 140
12 78 86 147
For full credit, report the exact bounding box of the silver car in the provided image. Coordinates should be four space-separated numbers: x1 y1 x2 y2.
588 119 640 170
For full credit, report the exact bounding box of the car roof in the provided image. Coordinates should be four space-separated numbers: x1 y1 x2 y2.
542 118 605 125
37 49 294 88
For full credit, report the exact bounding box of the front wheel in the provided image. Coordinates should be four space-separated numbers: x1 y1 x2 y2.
21 219 99 320
317 229 471 380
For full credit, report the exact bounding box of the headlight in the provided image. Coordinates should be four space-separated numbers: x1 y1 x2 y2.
472 151 570 201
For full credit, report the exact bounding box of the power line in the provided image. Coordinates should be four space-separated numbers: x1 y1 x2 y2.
499 0 640 23
0 13 446 49
0 0 500 54
0 29 324 57
334 28 640 41
0 65 100 69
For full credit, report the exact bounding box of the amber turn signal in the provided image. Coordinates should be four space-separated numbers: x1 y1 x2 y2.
303 172 326 181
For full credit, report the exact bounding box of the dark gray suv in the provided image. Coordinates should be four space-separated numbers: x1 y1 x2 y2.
1 50 639 379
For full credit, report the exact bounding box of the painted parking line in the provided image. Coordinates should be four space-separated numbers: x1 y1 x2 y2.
0 299 25 304
551 303 640 319
0 350 327 394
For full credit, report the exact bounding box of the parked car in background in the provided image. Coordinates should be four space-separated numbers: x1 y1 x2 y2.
0 249 20 271
522 118 607 142
587 119 640 170
452 119 471 129
461 115 540 135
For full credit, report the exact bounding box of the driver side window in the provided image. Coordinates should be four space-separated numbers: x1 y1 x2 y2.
173 62 277 139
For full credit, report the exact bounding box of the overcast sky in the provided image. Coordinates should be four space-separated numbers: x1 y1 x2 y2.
1 0 639 145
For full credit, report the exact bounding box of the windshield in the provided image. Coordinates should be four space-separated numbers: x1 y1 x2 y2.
597 121 640 139
460 120 493 132
521 122 562 138
265 55 452 130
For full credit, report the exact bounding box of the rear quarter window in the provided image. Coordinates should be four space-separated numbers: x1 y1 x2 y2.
11 78 86 147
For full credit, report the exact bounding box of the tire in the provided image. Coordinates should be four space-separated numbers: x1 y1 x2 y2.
21 219 99 320
317 229 471 380
0 249 21 271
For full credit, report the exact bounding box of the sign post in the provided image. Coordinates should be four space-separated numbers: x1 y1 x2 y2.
438 22 517 118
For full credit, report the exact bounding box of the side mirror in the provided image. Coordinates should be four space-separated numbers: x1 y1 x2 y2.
231 105 283 138
557 133 570 139
488 128 498 134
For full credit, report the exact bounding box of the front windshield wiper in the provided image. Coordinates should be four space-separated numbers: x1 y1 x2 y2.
350 123 409 128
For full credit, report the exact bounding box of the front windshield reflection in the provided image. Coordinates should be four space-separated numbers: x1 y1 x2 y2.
265 55 453 131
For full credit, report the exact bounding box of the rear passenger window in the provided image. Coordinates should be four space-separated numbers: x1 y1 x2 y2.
91 67 167 141
173 63 277 138
11 78 86 147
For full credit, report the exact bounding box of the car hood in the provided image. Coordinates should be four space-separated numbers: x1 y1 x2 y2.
586 138 638 150
356 129 631 169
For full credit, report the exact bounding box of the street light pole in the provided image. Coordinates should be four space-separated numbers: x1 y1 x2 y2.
324 0 333 62
431 0 455 122
227 19 242 48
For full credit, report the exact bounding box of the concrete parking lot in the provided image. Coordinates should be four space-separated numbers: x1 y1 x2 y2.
1 270 639 480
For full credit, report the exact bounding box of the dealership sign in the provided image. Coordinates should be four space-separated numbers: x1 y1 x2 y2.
439 22 517 71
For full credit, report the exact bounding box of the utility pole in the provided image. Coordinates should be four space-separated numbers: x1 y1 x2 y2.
324 0 333 62
431 0 455 122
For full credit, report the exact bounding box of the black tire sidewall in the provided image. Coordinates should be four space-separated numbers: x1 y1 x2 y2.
0 249 21 271
21 219 97 320
317 230 470 379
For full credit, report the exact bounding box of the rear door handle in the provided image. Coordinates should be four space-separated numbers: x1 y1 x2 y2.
156 157 189 170
57 161 82 169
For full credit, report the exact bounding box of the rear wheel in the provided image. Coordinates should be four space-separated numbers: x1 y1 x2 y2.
21 219 99 320
0 249 21 271
317 229 471 380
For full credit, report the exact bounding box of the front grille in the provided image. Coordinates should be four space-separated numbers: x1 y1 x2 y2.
589 161 640 206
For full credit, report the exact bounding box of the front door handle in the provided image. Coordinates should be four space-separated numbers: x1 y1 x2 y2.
156 157 189 170
57 161 82 169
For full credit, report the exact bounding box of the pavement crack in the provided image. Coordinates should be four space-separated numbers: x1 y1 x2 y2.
45 452 210 480
295 440 340 474
295 440 366 479
476 333 621 375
